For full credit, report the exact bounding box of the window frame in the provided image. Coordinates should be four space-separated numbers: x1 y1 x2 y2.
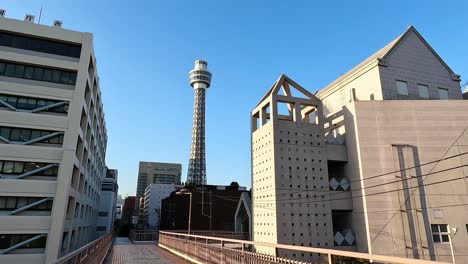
417 84 429 99
396 80 409 96
438 88 449 100
431 224 450 244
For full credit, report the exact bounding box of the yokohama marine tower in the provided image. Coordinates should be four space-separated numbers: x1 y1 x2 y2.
187 60 212 185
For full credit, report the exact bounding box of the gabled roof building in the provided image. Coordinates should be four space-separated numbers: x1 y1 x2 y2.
251 26 468 263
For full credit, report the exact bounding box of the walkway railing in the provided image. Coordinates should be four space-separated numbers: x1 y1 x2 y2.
129 230 158 242
169 230 249 240
52 232 112 264
159 231 449 264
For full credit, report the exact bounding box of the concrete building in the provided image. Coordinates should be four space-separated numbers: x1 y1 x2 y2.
96 168 118 237
115 194 123 221
121 196 136 226
160 185 247 231
0 15 108 264
143 183 182 230
251 26 468 263
135 162 182 202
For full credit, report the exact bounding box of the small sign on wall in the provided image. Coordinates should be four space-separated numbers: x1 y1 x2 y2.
433 209 443 219
24 14 35 22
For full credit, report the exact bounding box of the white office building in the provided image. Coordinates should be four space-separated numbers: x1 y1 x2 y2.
96 168 118 237
143 184 182 230
0 14 108 263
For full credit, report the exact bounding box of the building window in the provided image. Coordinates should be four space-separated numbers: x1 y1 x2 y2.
431 224 450 243
0 31 82 58
0 94 69 113
96 226 107 231
98 211 108 217
0 126 63 145
438 88 449 100
418 84 429 99
0 61 77 85
396 81 409 96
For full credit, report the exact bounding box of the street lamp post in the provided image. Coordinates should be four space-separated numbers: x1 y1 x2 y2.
176 189 192 234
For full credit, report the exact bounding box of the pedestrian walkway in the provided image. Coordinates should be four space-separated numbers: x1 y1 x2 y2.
104 237 188 264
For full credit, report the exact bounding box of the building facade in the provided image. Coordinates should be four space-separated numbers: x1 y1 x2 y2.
251 26 468 263
0 16 108 264
143 183 182 230
135 162 181 201
96 168 118 237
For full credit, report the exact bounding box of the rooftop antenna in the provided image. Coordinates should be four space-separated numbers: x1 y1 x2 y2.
38 5 43 24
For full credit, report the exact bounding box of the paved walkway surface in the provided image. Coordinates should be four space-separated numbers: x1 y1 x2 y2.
104 237 188 264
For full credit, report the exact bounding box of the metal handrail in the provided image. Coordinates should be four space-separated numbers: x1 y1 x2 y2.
159 231 449 264
52 232 112 264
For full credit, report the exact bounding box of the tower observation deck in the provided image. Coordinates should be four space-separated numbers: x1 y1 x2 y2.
187 60 212 186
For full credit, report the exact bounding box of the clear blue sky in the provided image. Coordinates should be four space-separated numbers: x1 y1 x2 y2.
3 1 467 196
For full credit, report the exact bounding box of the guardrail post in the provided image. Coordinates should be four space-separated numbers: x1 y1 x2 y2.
328 253 332 264
221 240 225 264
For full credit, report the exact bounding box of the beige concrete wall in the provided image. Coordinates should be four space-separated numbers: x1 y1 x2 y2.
320 65 382 116
344 100 468 263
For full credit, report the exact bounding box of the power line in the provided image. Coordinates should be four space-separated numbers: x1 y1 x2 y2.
248 174 467 206
226 163 468 204
252 151 468 198
371 127 468 243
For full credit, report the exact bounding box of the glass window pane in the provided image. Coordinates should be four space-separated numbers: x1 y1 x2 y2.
0 127 10 139
2 161 14 173
37 100 47 107
10 128 21 141
16 198 27 208
24 162 35 173
43 69 52 82
27 98 37 108
19 129 31 141
52 70 61 83
69 72 77 85
0 95 7 102
432 235 440 243
6 198 16 209
33 67 43 81
4 64 15 77
441 235 450 242
61 72 70 84
13 162 24 173
0 62 5 74
17 97 28 109
7 96 17 106
30 130 41 140
396 81 409 95
0 197 6 209
418 84 429 99
439 224 448 232
14 65 24 78
49 135 59 144
24 66 34 79
438 88 449 100
431 224 438 232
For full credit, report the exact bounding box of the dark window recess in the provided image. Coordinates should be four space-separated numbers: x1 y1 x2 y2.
0 196 53 211
0 234 47 249
98 212 108 217
0 61 77 85
0 31 81 58
0 160 58 176
0 126 64 144
0 94 68 113
96 226 107 231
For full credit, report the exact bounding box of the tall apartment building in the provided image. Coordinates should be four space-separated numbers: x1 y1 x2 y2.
251 26 468 263
136 162 181 201
96 168 118 237
0 16 108 264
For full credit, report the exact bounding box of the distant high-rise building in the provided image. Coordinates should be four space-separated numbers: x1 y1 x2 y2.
187 60 212 185
0 15 108 263
96 168 118 237
135 162 181 201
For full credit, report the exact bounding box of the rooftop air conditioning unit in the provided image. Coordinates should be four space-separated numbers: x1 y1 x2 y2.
24 14 35 22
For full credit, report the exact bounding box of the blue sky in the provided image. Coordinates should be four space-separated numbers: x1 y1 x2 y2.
2 1 467 196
